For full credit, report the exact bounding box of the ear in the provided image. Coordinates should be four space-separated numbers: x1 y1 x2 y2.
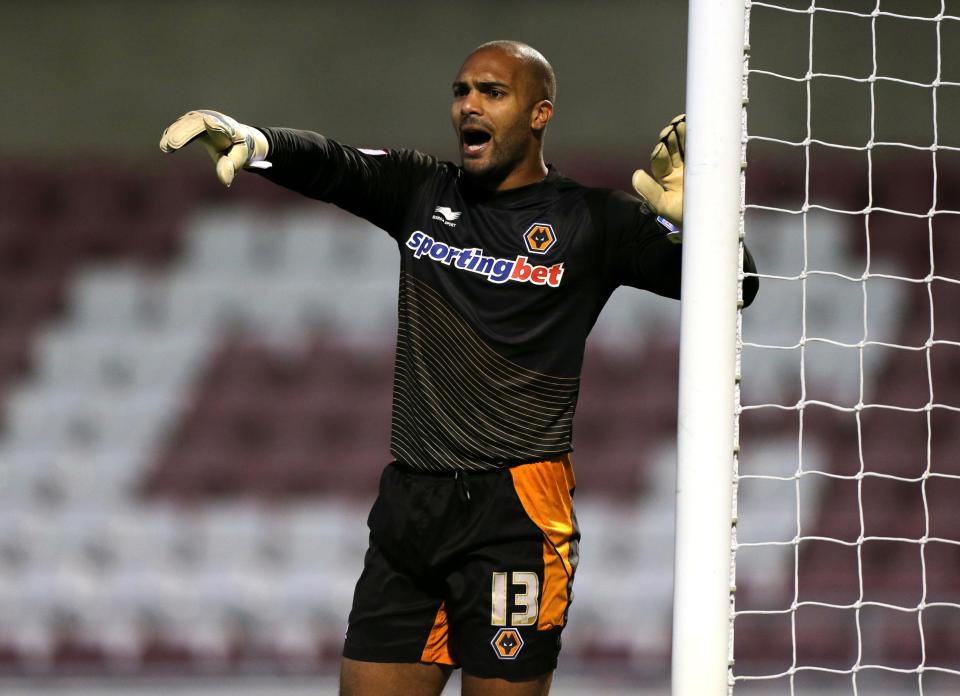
530 100 554 132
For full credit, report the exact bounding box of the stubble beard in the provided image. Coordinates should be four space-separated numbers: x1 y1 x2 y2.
461 125 528 189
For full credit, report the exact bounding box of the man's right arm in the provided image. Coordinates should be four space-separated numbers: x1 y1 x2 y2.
256 127 436 234
159 110 439 236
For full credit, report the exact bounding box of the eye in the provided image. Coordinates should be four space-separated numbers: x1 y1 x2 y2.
453 84 468 98
487 88 504 98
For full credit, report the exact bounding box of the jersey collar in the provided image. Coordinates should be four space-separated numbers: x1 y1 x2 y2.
458 165 563 209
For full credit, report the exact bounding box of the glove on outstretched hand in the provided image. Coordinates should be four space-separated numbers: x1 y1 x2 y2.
159 109 271 187
631 113 685 227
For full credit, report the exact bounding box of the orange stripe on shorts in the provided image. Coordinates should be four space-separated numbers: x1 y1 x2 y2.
420 602 456 665
509 454 576 630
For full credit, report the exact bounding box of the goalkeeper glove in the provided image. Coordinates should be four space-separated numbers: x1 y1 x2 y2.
631 113 685 227
159 110 271 187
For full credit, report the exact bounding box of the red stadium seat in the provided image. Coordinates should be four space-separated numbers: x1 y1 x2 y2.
922 605 960 670
797 539 861 604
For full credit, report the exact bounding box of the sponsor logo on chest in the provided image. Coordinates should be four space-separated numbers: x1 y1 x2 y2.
405 230 564 288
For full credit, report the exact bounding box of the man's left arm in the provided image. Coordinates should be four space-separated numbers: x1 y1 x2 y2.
610 114 759 306
601 191 759 307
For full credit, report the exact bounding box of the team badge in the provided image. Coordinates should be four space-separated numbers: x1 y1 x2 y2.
524 222 556 255
491 627 524 660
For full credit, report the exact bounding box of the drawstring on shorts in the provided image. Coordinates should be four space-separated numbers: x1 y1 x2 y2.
454 470 472 503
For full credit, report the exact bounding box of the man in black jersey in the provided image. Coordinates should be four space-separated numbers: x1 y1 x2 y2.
161 40 758 696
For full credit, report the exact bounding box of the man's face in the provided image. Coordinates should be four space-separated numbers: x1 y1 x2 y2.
451 48 538 182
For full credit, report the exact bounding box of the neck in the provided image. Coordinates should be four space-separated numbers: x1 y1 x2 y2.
463 158 547 192
495 157 548 191
466 154 548 192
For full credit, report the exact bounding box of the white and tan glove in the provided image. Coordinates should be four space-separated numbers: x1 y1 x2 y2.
159 109 271 187
631 113 685 228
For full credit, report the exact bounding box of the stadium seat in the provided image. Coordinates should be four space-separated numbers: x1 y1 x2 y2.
861 540 924 605
922 605 960 670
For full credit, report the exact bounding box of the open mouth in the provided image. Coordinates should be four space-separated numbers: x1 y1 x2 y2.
461 128 492 156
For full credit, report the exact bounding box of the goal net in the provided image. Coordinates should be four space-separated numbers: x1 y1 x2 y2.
731 0 960 694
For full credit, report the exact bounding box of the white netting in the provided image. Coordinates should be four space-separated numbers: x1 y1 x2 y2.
732 0 960 694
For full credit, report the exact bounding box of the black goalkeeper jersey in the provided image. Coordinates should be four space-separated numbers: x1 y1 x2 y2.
259 128 758 472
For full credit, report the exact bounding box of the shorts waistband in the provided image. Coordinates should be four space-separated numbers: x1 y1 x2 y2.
390 453 571 477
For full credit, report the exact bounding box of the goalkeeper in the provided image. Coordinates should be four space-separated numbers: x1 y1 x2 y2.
160 40 758 696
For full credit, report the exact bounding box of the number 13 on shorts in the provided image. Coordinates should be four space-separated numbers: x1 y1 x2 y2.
491 571 540 627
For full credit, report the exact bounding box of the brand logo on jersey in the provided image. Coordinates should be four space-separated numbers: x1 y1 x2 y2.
524 222 556 255
406 231 564 288
434 206 462 221
432 206 462 228
491 628 524 660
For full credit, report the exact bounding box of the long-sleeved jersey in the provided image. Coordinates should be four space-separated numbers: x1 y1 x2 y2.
258 128 759 472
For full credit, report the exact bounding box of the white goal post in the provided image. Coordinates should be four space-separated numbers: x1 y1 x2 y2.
672 0 748 693
675 1 960 694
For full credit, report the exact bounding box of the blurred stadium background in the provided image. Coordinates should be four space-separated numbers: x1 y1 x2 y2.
1 1 958 694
